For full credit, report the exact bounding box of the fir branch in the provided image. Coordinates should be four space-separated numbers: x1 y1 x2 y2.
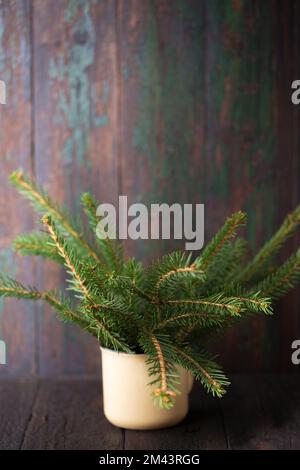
128 282 154 303
238 204 300 283
0 275 94 332
144 252 192 296
155 311 226 330
81 192 124 271
255 247 300 300
231 238 248 267
197 211 247 271
42 291 99 334
42 215 133 351
5 172 300 407
87 316 132 352
0 274 41 300
166 291 272 316
14 233 63 263
166 296 242 316
10 170 101 263
172 346 230 397
140 333 179 409
158 264 197 283
142 251 205 303
200 238 248 294
42 215 90 299
151 335 169 393
155 263 205 295
232 293 272 315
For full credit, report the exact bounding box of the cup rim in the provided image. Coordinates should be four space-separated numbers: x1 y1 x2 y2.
100 346 147 358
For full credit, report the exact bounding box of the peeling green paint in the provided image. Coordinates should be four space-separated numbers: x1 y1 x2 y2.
209 0 275 249
132 0 276 267
132 1 204 258
49 0 108 167
91 83 109 127
133 2 203 196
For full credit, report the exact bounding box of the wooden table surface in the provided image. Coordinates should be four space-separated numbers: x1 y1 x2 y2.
0 374 299 450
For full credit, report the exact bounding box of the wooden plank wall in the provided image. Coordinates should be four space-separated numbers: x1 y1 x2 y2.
0 0 299 376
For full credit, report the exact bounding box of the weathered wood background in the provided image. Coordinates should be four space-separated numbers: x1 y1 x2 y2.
0 0 299 377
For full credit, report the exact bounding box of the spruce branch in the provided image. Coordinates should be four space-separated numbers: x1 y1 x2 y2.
14 233 63 263
197 211 247 271
42 214 90 299
200 238 248 295
151 335 170 394
0 274 42 300
140 333 179 409
172 346 230 397
87 315 132 352
143 251 204 302
5 170 300 407
41 291 99 333
155 263 205 296
81 192 124 271
166 291 272 316
166 295 243 316
232 293 272 315
10 170 101 263
238 204 300 283
42 216 133 351
155 311 226 330
256 247 300 300
0 274 94 331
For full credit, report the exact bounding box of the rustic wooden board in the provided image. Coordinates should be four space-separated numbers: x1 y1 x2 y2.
255 373 300 449
117 0 300 374
0 379 38 449
203 0 280 372
0 374 299 450
271 0 300 373
0 0 37 376
32 0 119 375
220 374 269 449
1 0 300 376
124 382 227 450
220 374 300 450
21 377 123 450
118 0 205 261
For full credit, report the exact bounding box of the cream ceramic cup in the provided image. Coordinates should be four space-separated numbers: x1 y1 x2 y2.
100 347 193 430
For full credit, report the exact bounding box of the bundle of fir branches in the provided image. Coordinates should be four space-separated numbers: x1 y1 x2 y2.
1 169 300 409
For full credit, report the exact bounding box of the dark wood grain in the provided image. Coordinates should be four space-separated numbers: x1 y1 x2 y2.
220 374 300 450
118 0 205 261
32 0 119 375
0 379 38 449
21 377 123 450
0 374 300 450
124 383 227 450
272 0 300 373
1 0 300 376
0 0 37 376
